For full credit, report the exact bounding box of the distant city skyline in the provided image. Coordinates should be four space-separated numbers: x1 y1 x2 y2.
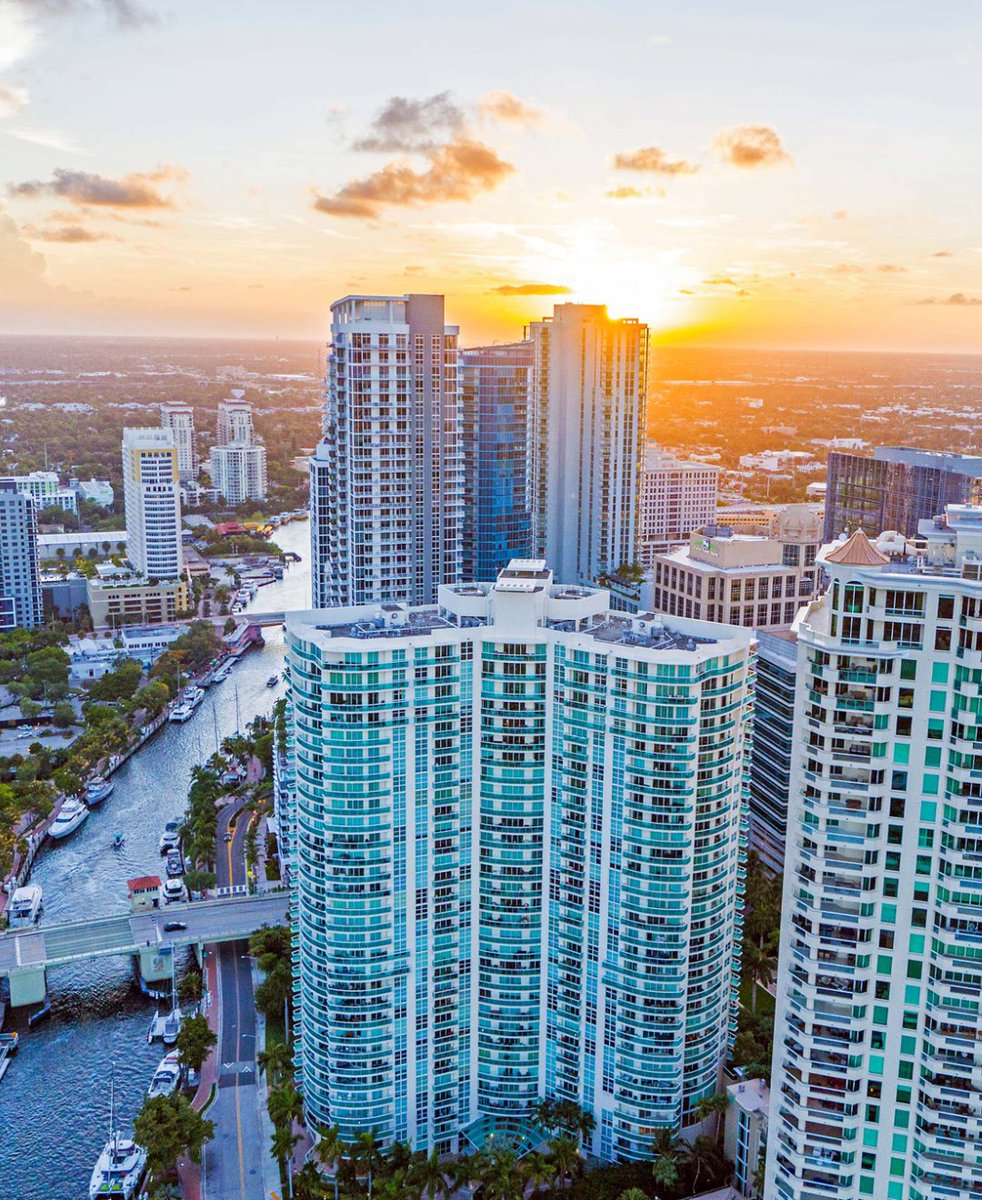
1 1 982 350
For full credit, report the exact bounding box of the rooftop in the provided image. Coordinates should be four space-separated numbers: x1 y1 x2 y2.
824 528 889 566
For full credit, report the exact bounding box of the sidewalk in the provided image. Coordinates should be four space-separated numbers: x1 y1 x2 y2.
177 948 220 1200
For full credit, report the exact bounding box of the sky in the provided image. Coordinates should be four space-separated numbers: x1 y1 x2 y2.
1 0 982 350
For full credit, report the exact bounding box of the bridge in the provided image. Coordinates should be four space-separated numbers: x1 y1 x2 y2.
0 891 289 1007
243 611 287 627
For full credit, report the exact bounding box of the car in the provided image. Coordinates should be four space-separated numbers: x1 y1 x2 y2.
162 920 187 933
224 831 233 842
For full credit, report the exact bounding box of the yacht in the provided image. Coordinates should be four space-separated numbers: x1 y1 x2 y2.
168 699 192 723
85 776 114 806
7 884 42 928
147 1004 182 1045
159 822 181 853
146 1050 181 1099
89 1069 147 1200
49 797 89 840
161 878 187 904
212 659 234 683
165 850 184 878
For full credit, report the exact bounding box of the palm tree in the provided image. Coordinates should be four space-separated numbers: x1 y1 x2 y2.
651 1154 679 1193
267 1081 304 1131
316 1124 347 1200
693 1092 730 1144
682 1134 724 1191
742 937 777 1015
523 1152 556 1195
408 1148 453 1200
258 1040 293 1084
547 1134 581 1191
271 1125 301 1187
353 1130 383 1200
475 1147 524 1200
617 1190 650 1200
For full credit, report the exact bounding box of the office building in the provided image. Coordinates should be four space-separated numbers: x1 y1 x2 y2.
159 404 198 481
824 445 982 542
725 1078 769 1200
648 505 822 632
639 445 719 563
121 427 183 580
286 560 753 1160
766 510 982 1200
309 294 462 608
529 304 647 587
0 483 43 630
460 341 533 581
208 442 268 505
216 397 256 446
747 630 796 873
86 573 188 630
0 471 77 516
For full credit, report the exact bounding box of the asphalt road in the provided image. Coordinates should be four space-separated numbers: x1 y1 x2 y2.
216 794 256 891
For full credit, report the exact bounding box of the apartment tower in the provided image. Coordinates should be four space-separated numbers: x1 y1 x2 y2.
309 294 463 608
529 304 648 587
285 561 752 1160
159 403 198 481
767 511 982 1200
121 427 183 579
0 483 43 629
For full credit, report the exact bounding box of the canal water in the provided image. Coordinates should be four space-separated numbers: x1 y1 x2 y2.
0 520 310 1200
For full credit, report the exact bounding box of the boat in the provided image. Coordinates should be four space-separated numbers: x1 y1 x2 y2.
184 686 204 711
161 878 187 904
7 884 42 928
89 1067 147 1200
49 797 90 840
146 1050 181 1099
212 659 235 683
111 832 125 850
147 962 182 1045
168 700 192 723
85 776 115 806
266 674 279 687
159 822 181 853
0 1032 18 1084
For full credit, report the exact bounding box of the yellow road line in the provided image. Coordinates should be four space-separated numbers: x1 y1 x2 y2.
234 950 247 1199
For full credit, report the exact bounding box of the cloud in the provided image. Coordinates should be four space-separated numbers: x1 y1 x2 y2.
480 90 541 125
605 185 662 200
613 145 700 175
875 263 907 273
828 262 865 275
9 165 186 208
404 264 424 275
21 222 116 242
312 136 513 219
915 292 982 306
352 92 464 153
12 1 157 30
492 282 573 296
0 81 28 117
704 275 739 286
930 250 953 258
712 125 792 169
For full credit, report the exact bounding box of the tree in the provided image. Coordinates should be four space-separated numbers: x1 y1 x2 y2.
224 617 237 635
409 1148 453 1200
178 969 203 1006
18 697 42 720
135 679 171 718
316 1124 347 1178
267 1081 304 1130
88 657 142 702
617 1191 650 1200
51 700 76 729
271 1124 301 1181
175 1012 217 1074
682 1134 724 1191
742 936 777 1015
547 1134 581 1190
693 1092 730 1144
651 1155 678 1193
258 1040 293 1085
134 1094 214 1178
183 867 217 896
523 1152 556 1195
353 1130 383 1200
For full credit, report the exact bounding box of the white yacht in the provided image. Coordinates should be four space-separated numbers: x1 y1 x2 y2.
85 776 114 805
147 1050 181 1099
161 878 187 904
212 658 234 683
89 1070 147 1200
7 884 42 928
158 821 181 853
49 797 89 840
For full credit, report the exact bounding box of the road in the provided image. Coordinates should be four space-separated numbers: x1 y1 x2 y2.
217 792 257 891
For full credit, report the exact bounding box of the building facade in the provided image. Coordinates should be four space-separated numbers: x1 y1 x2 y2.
209 442 268 505
459 341 533 582
122 428 183 580
747 630 797 874
824 445 982 543
309 294 463 608
86 574 188 630
216 397 255 446
0 483 43 630
285 561 753 1160
529 304 648 587
766 513 982 1200
725 1078 769 1200
159 404 198 481
639 445 719 564
648 505 823 633
0 471 77 516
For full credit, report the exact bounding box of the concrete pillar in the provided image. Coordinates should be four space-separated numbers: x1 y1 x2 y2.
8 965 46 1008
138 945 173 986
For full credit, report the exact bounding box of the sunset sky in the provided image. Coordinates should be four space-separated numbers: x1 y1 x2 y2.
2 0 982 350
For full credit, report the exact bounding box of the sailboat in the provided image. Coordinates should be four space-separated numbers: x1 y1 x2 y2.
89 1064 147 1199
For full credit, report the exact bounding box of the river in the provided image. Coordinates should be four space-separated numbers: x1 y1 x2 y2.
0 519 310 1200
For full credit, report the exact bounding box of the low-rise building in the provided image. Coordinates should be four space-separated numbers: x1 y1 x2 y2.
86 574 189 630
41 574 89 619
0 471 78 515
725 1078 769 1199
127 876 162 912
74 478 115 508
68 625 183 680
647 504 822 632
38 530 128 561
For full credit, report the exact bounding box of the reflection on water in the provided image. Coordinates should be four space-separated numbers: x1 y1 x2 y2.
0 520 309 1200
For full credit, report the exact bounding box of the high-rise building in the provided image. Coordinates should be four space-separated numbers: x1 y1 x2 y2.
121 428 182 580
639 444 719 564
0 483 43 630
309 294 462 608
208 443 268 505
159 404 198 481
459 341 533 581
747 629 797 873
529 304 647 587
647 505 823 632
766 510 982 1200
824 445 982 542
0 471 78 516
216 397 255 446
285 560 753 1160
